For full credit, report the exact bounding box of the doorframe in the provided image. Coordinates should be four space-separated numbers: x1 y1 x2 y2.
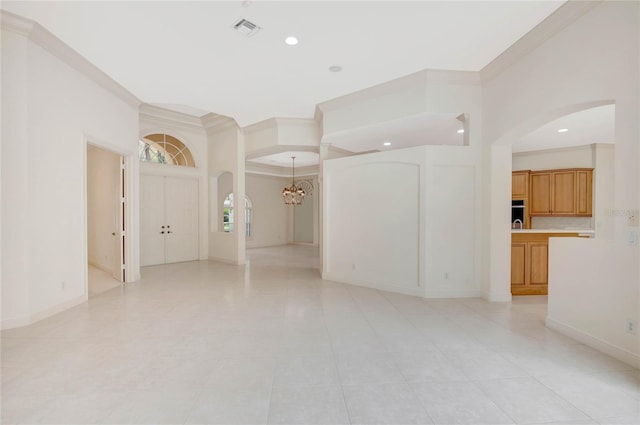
83 136 139 300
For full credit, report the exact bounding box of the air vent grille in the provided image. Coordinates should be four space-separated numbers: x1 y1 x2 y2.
232 18 261 37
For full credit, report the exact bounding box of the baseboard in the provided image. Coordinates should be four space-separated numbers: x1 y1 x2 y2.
424 289 482 298
1 316 31 330
322 271 424 297
1 295 86 330
546 316 640 369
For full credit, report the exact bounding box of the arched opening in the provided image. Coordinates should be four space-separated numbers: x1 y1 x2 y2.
488 101 615 301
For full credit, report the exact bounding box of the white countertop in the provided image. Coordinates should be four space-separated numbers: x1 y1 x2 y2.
511 229 595 234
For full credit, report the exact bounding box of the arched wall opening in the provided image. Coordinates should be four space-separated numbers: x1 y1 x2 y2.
486 100 616 301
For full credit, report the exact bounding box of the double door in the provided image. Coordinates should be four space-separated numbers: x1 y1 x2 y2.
141 175 199 266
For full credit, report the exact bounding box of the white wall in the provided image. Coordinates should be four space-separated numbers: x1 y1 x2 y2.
246 174 289 248
323 145 481 298
512 145 593 171
1 24 139 328
547 238 639 367
294 189 314 244
87 145 120 274
208 124 246 264
483 1 639 352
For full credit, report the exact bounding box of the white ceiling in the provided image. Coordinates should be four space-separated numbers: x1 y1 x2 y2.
3 0 564 128
513 105 615 153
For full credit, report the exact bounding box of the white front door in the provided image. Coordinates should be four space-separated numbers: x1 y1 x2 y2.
165 177 199 263
140 175 199 266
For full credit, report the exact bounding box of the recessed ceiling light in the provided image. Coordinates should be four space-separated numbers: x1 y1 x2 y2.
328 65 342 73
285 36 298 46
383 142 391 146
457 129 464 134
558 128 569 133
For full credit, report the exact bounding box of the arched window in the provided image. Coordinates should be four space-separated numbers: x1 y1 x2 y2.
139 133 195 167
223 193 252 237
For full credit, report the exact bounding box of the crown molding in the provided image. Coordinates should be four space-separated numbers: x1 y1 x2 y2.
480 1 601 82
201 112 238 133
140 103 206 130
1 10 141 108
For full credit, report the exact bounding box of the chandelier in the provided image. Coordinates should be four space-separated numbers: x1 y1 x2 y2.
282 156 306 205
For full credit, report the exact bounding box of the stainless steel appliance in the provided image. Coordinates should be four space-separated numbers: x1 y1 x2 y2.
512 200 525 229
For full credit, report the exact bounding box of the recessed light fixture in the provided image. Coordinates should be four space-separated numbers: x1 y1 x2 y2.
383 142 392 146
328 65 342 73
285 36 298 46
558 128 569 133
457 129 464 134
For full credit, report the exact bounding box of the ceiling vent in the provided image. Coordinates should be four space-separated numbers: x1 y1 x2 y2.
232 18 261 37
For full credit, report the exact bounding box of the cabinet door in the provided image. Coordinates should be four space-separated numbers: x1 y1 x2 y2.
576 170 593 216
528 242 549 287
529 173 551 215
552 171 576 215
510 243 527 286
512 172 529 199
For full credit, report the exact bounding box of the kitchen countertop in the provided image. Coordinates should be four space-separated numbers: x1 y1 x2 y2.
511 229 595 234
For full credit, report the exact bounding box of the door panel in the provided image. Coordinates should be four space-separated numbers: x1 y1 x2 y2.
529 242 549 286
140 175 166 266
552 171 576 214
510 243 526 286
165 177 199 264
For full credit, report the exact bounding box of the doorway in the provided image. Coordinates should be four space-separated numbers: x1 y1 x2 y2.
140 175 199 266
87 145 124 296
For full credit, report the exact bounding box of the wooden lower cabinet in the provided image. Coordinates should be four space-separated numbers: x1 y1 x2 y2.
511 232 581 295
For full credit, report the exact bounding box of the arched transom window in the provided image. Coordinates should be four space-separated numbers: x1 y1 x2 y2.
139 133 195 167
223 193 252 237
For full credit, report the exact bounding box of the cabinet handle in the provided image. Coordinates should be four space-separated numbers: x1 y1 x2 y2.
160 231 165 234
167 231 172 234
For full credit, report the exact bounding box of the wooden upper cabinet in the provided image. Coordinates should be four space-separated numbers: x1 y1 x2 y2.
529 172 551 215
576 170 593 216
529 168 593 217
512 171 529 199
551 171 576 215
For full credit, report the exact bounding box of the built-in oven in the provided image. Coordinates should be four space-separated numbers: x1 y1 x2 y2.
512 200 525 229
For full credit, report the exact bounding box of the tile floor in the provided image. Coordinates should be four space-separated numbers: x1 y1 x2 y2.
2 245 638 425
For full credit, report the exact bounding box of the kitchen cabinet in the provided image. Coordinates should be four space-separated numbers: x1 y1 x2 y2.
529 168 593 216
512 171 529 199
511 235 548 295
511 232 587 295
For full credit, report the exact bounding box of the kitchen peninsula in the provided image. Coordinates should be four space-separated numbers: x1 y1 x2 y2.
511 229 594 295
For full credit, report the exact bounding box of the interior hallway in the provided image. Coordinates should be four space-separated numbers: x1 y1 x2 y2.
2 245 638 424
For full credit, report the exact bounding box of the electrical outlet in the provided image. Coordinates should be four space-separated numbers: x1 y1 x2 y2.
626 319 637 335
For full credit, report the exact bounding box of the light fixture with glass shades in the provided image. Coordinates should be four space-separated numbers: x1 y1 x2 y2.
282 156 306 205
